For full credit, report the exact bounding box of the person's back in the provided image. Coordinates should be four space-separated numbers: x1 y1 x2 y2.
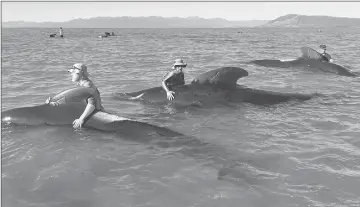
78 79 104 112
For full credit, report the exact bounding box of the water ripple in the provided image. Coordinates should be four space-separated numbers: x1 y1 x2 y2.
2 27 360 206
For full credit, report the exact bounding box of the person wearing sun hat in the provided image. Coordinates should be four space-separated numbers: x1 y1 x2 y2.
161 58 187 100
45 63 104 129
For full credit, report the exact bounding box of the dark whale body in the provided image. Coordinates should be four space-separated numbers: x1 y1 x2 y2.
114 67 314 106
250 47 357 77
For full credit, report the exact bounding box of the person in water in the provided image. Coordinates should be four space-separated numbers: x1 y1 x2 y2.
161 59 187 100
59 27 63 38
319 45 333 63
46 63 104 129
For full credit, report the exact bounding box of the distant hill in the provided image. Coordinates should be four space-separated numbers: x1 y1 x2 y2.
2 16 268 28
261 14 360 27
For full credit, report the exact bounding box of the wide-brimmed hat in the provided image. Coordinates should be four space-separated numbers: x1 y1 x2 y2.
172 59 187 69
68 63 89 77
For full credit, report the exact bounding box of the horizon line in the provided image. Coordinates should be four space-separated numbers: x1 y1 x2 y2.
4 13 359 24
3 15 269 23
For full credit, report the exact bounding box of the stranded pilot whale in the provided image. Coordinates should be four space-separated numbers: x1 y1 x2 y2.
114 67 314 106
249 46 357 77
1 87 184 137
2 87 263 184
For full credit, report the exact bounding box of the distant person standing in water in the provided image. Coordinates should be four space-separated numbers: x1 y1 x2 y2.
59 27 63 38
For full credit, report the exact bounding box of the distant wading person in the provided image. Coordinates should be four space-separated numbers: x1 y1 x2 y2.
59 27 63 38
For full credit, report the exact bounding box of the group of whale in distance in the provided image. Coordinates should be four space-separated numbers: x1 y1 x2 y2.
2 45 357 131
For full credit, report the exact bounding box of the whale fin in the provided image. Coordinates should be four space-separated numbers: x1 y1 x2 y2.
300 47 323 60
191 67 249 90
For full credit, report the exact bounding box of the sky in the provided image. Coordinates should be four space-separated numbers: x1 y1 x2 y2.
2 1 360 22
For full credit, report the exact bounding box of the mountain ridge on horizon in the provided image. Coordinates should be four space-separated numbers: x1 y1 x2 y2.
2 16 267 28
262 14 360 27
3 14 360 28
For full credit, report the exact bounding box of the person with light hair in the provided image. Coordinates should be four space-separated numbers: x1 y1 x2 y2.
161 59 187 100
46 63 104 128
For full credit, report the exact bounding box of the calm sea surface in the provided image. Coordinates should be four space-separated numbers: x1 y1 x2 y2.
2 28 360 207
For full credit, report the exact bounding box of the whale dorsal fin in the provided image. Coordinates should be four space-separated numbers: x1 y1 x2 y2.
300 47 323 60
190 67 249 89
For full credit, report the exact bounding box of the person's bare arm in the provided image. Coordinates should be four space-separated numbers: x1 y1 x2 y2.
80 103 95 120
72 96 96 128
161 71 173 92
161 71 175 100
72 102 95 129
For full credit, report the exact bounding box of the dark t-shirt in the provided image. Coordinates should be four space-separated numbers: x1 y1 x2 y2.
78 80 105 111
163 71 185 88
321 53 332 62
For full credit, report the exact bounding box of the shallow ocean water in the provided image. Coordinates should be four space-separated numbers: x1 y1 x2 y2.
2 27 360 207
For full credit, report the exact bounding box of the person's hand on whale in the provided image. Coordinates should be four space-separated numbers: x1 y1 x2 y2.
73 118 85 129
45 97 59 106
166 91 175 100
